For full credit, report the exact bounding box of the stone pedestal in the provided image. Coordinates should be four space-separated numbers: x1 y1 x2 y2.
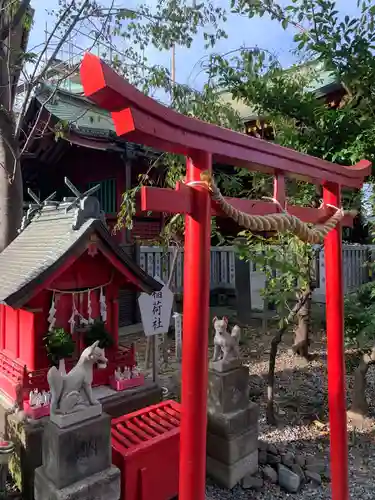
6 380 161 500
34 413 120 500
206 362 259 489
34 466 120 500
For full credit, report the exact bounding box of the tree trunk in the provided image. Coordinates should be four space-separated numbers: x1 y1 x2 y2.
293 250 317 359
293 293 311 358
267 287 311 425
0 0 30 252
0 110 23 252
347 347 375 422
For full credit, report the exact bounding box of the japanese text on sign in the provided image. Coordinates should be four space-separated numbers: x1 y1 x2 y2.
152 291 163 331
138 278 174 337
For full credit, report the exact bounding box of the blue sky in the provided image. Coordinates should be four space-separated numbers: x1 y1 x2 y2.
28 0 361 89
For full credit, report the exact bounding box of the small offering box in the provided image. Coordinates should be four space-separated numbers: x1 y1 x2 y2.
110 374 145 391
24 401 50 419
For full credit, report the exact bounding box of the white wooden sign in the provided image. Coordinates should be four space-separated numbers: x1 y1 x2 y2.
173 312 182 362
138 277 174 337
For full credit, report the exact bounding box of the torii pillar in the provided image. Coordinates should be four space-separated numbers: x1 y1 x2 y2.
323 183 348 499
179 152 212 499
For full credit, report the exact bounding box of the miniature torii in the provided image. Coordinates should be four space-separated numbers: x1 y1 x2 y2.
80 52 371 500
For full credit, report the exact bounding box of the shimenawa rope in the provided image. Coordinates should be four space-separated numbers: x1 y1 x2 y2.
185 171 356 244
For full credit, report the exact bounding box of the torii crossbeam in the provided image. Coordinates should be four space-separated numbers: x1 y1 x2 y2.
80 52 371 500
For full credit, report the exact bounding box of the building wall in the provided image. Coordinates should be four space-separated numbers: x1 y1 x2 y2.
24 143 163 244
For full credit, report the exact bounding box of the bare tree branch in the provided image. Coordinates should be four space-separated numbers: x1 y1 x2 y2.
20 0 115 156
14 0 89 139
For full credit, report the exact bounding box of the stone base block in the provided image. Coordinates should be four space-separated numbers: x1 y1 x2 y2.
208 366 249 414
34 465 120 500
207 424 258 465
206 449 258 489
207 402 259 437
50 404 102 428
42 414 111 489
209 359 241 373
100 380 162 417
8 412 44 500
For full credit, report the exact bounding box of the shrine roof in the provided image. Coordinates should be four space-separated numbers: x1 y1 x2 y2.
35 81 115 136
22 82 158 159
0 201 161 308
219 60 340 121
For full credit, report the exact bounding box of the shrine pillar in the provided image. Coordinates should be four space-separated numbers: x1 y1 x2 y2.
179 152 212 500
323 183 348 500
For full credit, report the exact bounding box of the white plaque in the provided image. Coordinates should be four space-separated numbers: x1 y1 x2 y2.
138 276 174 337
173 312 182 361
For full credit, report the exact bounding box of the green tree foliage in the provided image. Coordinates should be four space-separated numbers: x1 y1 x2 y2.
213 0 375 168
206 0 375 351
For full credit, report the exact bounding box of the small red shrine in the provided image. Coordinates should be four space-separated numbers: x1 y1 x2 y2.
0 181 161 405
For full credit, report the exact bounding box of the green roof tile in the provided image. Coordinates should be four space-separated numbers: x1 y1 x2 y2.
35 82 115 134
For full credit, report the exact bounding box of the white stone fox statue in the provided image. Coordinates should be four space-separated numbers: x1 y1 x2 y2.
48 340 108 415
212 316 241 362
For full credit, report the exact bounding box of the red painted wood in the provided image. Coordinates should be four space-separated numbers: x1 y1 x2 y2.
273 171 286 209
4 307 18 359
80 53 371 188
179 153 212 500
111 400 181 500
49 251 113 290
112 298 119 349
109 106 366 188
18 310 35 369
141 186 356 227
141 185 192 214
97 242 149 290
323 183 348 500
27 291 51 369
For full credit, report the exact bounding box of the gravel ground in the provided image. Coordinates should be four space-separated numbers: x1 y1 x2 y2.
123 314 375 499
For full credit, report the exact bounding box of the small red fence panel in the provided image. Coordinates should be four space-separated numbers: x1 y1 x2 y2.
111 400 181 500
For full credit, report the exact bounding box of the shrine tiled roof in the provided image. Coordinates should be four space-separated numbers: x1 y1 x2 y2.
36 81 115 136
0 199 161 308
219 60 341 121
24 82 158 159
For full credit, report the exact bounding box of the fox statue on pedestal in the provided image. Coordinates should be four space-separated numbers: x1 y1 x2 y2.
48 340 108 415
212 316 241 363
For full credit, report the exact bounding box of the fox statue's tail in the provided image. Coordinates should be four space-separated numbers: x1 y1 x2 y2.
47 366 64 413
231 325 241 343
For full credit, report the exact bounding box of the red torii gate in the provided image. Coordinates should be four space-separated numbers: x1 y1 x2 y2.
80 53 371 500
